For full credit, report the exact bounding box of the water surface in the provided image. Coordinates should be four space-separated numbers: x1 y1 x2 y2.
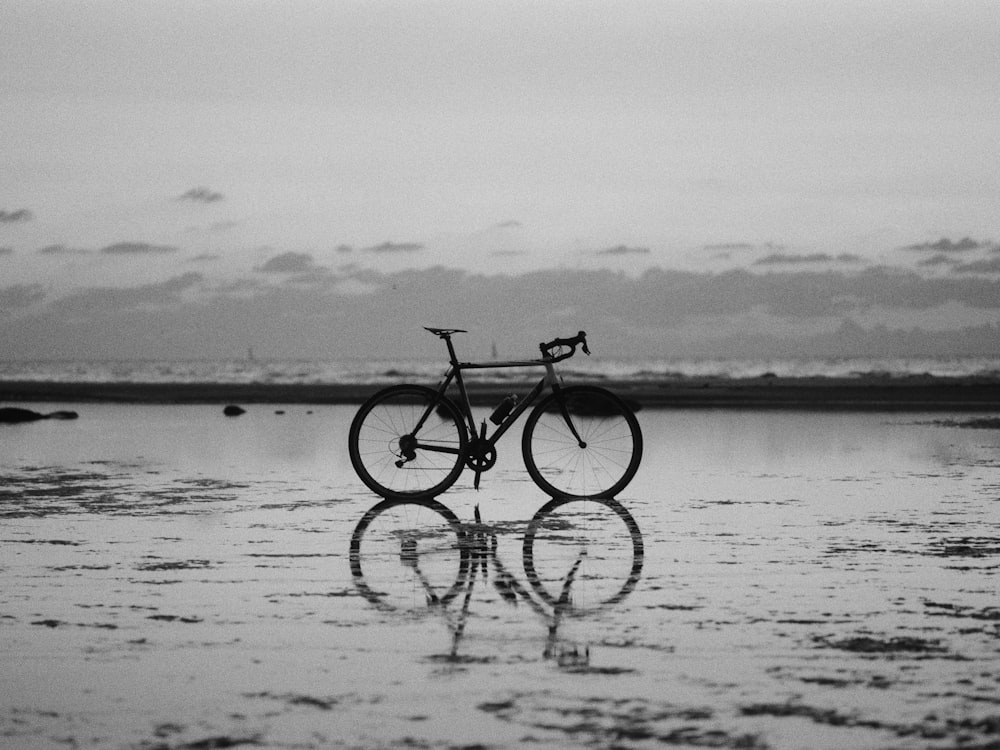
2 405 998 748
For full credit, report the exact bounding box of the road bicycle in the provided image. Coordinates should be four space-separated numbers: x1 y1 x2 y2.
348 328 643 499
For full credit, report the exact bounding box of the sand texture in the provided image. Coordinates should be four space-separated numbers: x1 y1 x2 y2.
2 404 999 748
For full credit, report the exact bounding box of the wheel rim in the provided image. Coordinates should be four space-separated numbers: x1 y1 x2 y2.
524 388 640 498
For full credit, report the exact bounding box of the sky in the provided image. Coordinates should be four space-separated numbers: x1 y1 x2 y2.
2 1 1000 361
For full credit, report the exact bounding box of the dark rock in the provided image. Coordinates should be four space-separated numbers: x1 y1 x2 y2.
0 407 80 423
0 407 48 423
223 405 246 417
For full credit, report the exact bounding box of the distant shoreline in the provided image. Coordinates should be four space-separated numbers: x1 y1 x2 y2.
3 375 1000 411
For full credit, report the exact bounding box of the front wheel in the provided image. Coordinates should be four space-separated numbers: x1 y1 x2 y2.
522 385 642 498
349 385 468 499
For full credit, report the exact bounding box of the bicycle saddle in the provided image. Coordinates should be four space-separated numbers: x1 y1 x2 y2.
424 327 467 337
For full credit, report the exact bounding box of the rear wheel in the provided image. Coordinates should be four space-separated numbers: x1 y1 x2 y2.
349 385 467 499
522 385 642 498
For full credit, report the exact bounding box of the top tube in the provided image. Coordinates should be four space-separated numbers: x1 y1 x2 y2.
456 358 558 370
424 326 580 368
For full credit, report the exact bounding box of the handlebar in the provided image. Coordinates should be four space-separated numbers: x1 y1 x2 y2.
539 331 590 362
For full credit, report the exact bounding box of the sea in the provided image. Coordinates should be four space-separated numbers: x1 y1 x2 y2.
2 355 1000 386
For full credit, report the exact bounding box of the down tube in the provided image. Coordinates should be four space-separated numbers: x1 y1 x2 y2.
487 378 548 447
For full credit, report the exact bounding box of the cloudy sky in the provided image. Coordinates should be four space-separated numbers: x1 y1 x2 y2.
2 1 1000 361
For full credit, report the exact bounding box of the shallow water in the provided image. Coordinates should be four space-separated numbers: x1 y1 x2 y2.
4 353 1000 384
1 405 998 748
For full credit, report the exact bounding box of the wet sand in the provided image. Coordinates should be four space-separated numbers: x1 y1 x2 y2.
2 404 999 748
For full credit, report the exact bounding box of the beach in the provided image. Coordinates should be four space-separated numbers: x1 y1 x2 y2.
3 372 1000 411
2 400 999 748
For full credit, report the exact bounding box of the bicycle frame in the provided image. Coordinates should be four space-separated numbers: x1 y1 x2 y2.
418 333 565 451
349 327 642 499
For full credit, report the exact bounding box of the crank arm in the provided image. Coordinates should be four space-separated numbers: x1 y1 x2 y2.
473 421 487 490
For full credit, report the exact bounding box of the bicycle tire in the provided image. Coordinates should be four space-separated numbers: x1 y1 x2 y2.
349 385 467 499
521 385 642 498
523 496 644 612
349 498 471 611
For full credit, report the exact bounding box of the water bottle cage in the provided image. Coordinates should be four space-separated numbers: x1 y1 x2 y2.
489 395 517 425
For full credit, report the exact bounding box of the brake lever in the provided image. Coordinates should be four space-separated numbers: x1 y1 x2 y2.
540 331 590 360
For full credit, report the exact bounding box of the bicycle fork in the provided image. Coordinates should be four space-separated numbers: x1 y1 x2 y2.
551 381 588 449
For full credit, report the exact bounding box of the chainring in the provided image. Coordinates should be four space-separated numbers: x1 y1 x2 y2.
464 438 497 472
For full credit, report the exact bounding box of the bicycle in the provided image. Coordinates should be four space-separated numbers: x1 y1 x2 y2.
348 328 643 499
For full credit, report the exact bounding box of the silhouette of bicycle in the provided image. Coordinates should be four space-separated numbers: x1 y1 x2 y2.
348 328 643 499
348 496 644 616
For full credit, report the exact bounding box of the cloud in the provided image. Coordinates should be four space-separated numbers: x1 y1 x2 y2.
7 264 1000 360
0 284 44 313
101 242 179 255
362 241 424 254
0 209 33 223
177 187 224 203
952 257 1000 274
754 253 862 266
48 273 204 317
704 242 790 261
0 247 13 255
256 251 320 274
918 253 959 268
335 244 354 254
596 245 650 256
495 220 522 229
38 244 91 255
903 237 982 252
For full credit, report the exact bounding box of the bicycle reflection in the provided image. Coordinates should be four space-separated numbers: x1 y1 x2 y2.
348 497 643 665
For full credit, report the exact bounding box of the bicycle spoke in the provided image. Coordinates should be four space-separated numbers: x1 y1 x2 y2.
349 386 466 499
523 386 642 498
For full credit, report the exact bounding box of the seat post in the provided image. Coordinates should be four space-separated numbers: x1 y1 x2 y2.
442 335 460 366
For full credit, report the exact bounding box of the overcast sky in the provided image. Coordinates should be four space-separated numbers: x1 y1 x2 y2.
2 1 1000 360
